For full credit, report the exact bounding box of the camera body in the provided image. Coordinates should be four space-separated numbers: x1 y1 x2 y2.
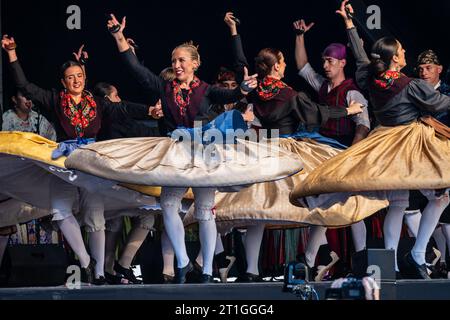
283 261 309 292
325 278 366 300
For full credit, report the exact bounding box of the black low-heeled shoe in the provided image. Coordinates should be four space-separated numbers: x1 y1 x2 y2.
92 276 107 286
163 274 174 284
105 272 129 285
81 258 96 284
199 274 215 284
174 262 194 284
114 261 143 284
403 252 431 280
235 272 264 283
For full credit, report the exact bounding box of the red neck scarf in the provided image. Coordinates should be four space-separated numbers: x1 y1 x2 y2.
373 70 402 90
256 76 290 101
60 90 97 138
171 77 201 116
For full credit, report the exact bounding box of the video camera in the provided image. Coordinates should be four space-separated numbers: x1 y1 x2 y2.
325 277 366 300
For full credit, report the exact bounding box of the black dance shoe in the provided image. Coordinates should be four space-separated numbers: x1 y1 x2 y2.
199 274 215 284
114 261 143 284
92 276 107 286
235 272 264 283
81 258 96 284
174 262 194 284
403 252 431 280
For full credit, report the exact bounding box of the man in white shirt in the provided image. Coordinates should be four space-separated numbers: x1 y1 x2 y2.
294 19 370 147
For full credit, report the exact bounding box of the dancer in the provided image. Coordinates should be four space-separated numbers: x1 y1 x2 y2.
292 0 450 279
1 34 154 284
92 14 302 285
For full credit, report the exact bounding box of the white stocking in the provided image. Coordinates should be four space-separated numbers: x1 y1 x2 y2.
383 205 407 272
57 216 90 268
244 224 265 275
305 226 328 268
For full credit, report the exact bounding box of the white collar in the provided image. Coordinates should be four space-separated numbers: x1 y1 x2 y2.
434 81 442 90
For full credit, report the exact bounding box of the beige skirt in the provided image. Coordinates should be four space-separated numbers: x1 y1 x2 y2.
291 121 450 199
183 138 389 231
65 137 304 188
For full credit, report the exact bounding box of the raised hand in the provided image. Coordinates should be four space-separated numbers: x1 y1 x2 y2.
127 38 138 55
240 67 258 94
224 12 238 36
293 19 315 36
1 35 18 62
107 14 126 35
1 35 16 51
73 44 89 64
336 0 355 28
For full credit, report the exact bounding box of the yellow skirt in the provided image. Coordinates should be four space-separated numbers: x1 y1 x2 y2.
291 121 450 200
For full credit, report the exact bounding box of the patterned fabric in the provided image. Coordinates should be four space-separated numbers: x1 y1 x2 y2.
369 74 412 110
416 50 441 67
171 77 201 117
256 76 290 101
373 70 402 90
2 109 56 141
60 90 97 138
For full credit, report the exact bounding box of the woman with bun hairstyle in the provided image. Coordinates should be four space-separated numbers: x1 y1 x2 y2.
292 0 450 279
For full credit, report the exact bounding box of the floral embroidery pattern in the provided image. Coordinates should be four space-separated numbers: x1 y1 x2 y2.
171 77 201 116
256 76 290 101
60 91 97 137
373 70 401 90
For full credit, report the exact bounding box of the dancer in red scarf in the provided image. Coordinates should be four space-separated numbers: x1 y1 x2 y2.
107 13 263 284
1 35 154 284
293 0 450 279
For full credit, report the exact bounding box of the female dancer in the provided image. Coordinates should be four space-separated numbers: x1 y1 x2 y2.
1 34 153 283
98 14 298 284
292 0 450 279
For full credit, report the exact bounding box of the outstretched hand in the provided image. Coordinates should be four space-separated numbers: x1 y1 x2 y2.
240 67 258 94
107 14 126 34
73 44 89 64
224 12 237 28
336 0 354 22
224 12 238 35
293 19 315 35
1 35 16 51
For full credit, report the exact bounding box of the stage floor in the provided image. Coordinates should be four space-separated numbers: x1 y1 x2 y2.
1 279 450 300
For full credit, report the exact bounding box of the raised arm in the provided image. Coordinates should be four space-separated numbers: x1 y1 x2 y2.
107 14 163 93
72 44 88 77
293 19 315 71
337 0 371 89
1 35 55 112
224 12 249 83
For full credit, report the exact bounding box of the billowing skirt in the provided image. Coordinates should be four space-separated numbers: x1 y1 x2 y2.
0 132 162 215
64 136 303 188
183 138 389 232
291 121 450 200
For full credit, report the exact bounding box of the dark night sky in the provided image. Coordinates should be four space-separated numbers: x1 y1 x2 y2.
2 0 449 107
